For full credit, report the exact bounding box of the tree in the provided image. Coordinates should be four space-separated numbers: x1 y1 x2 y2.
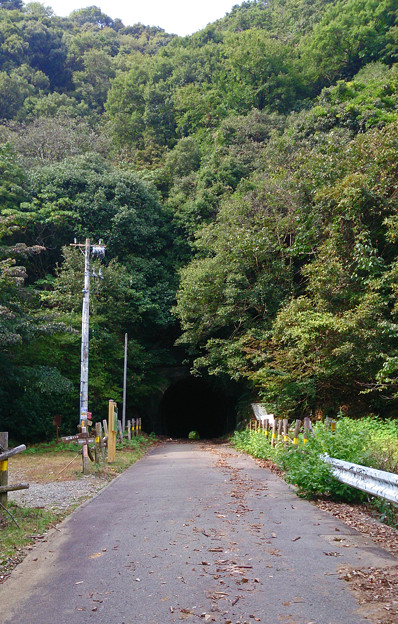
69 6 117 30
0 0 23 9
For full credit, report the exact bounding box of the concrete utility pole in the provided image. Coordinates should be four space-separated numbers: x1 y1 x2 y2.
122 333 128 432
71 238 105 474
80 237 91 424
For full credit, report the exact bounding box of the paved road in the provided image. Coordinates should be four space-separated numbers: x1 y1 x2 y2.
1 442 396 624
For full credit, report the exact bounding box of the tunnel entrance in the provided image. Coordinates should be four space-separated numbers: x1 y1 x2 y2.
159 376 236 439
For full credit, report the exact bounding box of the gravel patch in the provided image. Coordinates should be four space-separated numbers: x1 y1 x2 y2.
8 477 107 511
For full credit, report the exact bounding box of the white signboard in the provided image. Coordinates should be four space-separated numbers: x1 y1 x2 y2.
251 403 275 425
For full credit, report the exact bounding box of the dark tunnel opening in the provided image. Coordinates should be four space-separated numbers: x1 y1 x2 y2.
159 377 237 439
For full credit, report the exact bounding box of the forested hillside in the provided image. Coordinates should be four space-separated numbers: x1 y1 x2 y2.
0 0 397 440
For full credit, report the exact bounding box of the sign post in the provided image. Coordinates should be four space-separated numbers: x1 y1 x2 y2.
53 414 62 444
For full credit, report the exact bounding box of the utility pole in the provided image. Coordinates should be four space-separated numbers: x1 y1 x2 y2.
71 238 105 474
80 237 91 426
122 333 128 432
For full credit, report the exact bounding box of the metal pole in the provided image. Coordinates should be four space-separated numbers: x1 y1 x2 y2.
122 332 128 432
80 238 90 426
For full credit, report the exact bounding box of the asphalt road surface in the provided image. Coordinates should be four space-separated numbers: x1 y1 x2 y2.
1 442 396 624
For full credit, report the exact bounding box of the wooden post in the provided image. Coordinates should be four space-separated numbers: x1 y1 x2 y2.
81 425 89 475
263 419 269 439
303 416 311 444
138 418 142 433
0 432 8 509
293 419 301 445
271 420 277 447
283 418 289 446
99 423 105 461
127 420 131 441
95 422 101 463
331 420 337 432
0 483 29 493
117 420 124 444
107 400 117 463
131 418 135 438
277 418 283 441
102 419 108 436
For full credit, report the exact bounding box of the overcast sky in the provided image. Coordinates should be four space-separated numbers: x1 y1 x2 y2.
45 0 239 36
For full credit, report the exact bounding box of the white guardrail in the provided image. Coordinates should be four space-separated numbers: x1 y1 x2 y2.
322 455 398 504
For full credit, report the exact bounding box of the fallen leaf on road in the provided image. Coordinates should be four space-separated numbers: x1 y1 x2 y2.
208 548 223 552
291 536 301 542
323 552 343 557
89 552 103 559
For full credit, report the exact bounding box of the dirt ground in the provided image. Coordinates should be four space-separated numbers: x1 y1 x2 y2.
8 451 86 483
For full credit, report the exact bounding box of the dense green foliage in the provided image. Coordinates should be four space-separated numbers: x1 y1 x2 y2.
0 0 397 441
232 417 398 502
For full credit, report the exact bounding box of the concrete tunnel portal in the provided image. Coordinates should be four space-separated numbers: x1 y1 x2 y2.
159 376 237 439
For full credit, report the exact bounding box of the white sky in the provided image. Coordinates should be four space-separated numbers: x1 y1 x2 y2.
45 1 240 36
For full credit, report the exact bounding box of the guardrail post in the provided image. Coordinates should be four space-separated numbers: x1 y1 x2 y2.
271 420 277 447
127 420 131 441
0 432 8 508
283 419 289 446
263 419 269 439
303 417 311 444
293 420 301 445
277 418 283 441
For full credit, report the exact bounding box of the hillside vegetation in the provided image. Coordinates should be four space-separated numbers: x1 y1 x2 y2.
0 0 397 440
